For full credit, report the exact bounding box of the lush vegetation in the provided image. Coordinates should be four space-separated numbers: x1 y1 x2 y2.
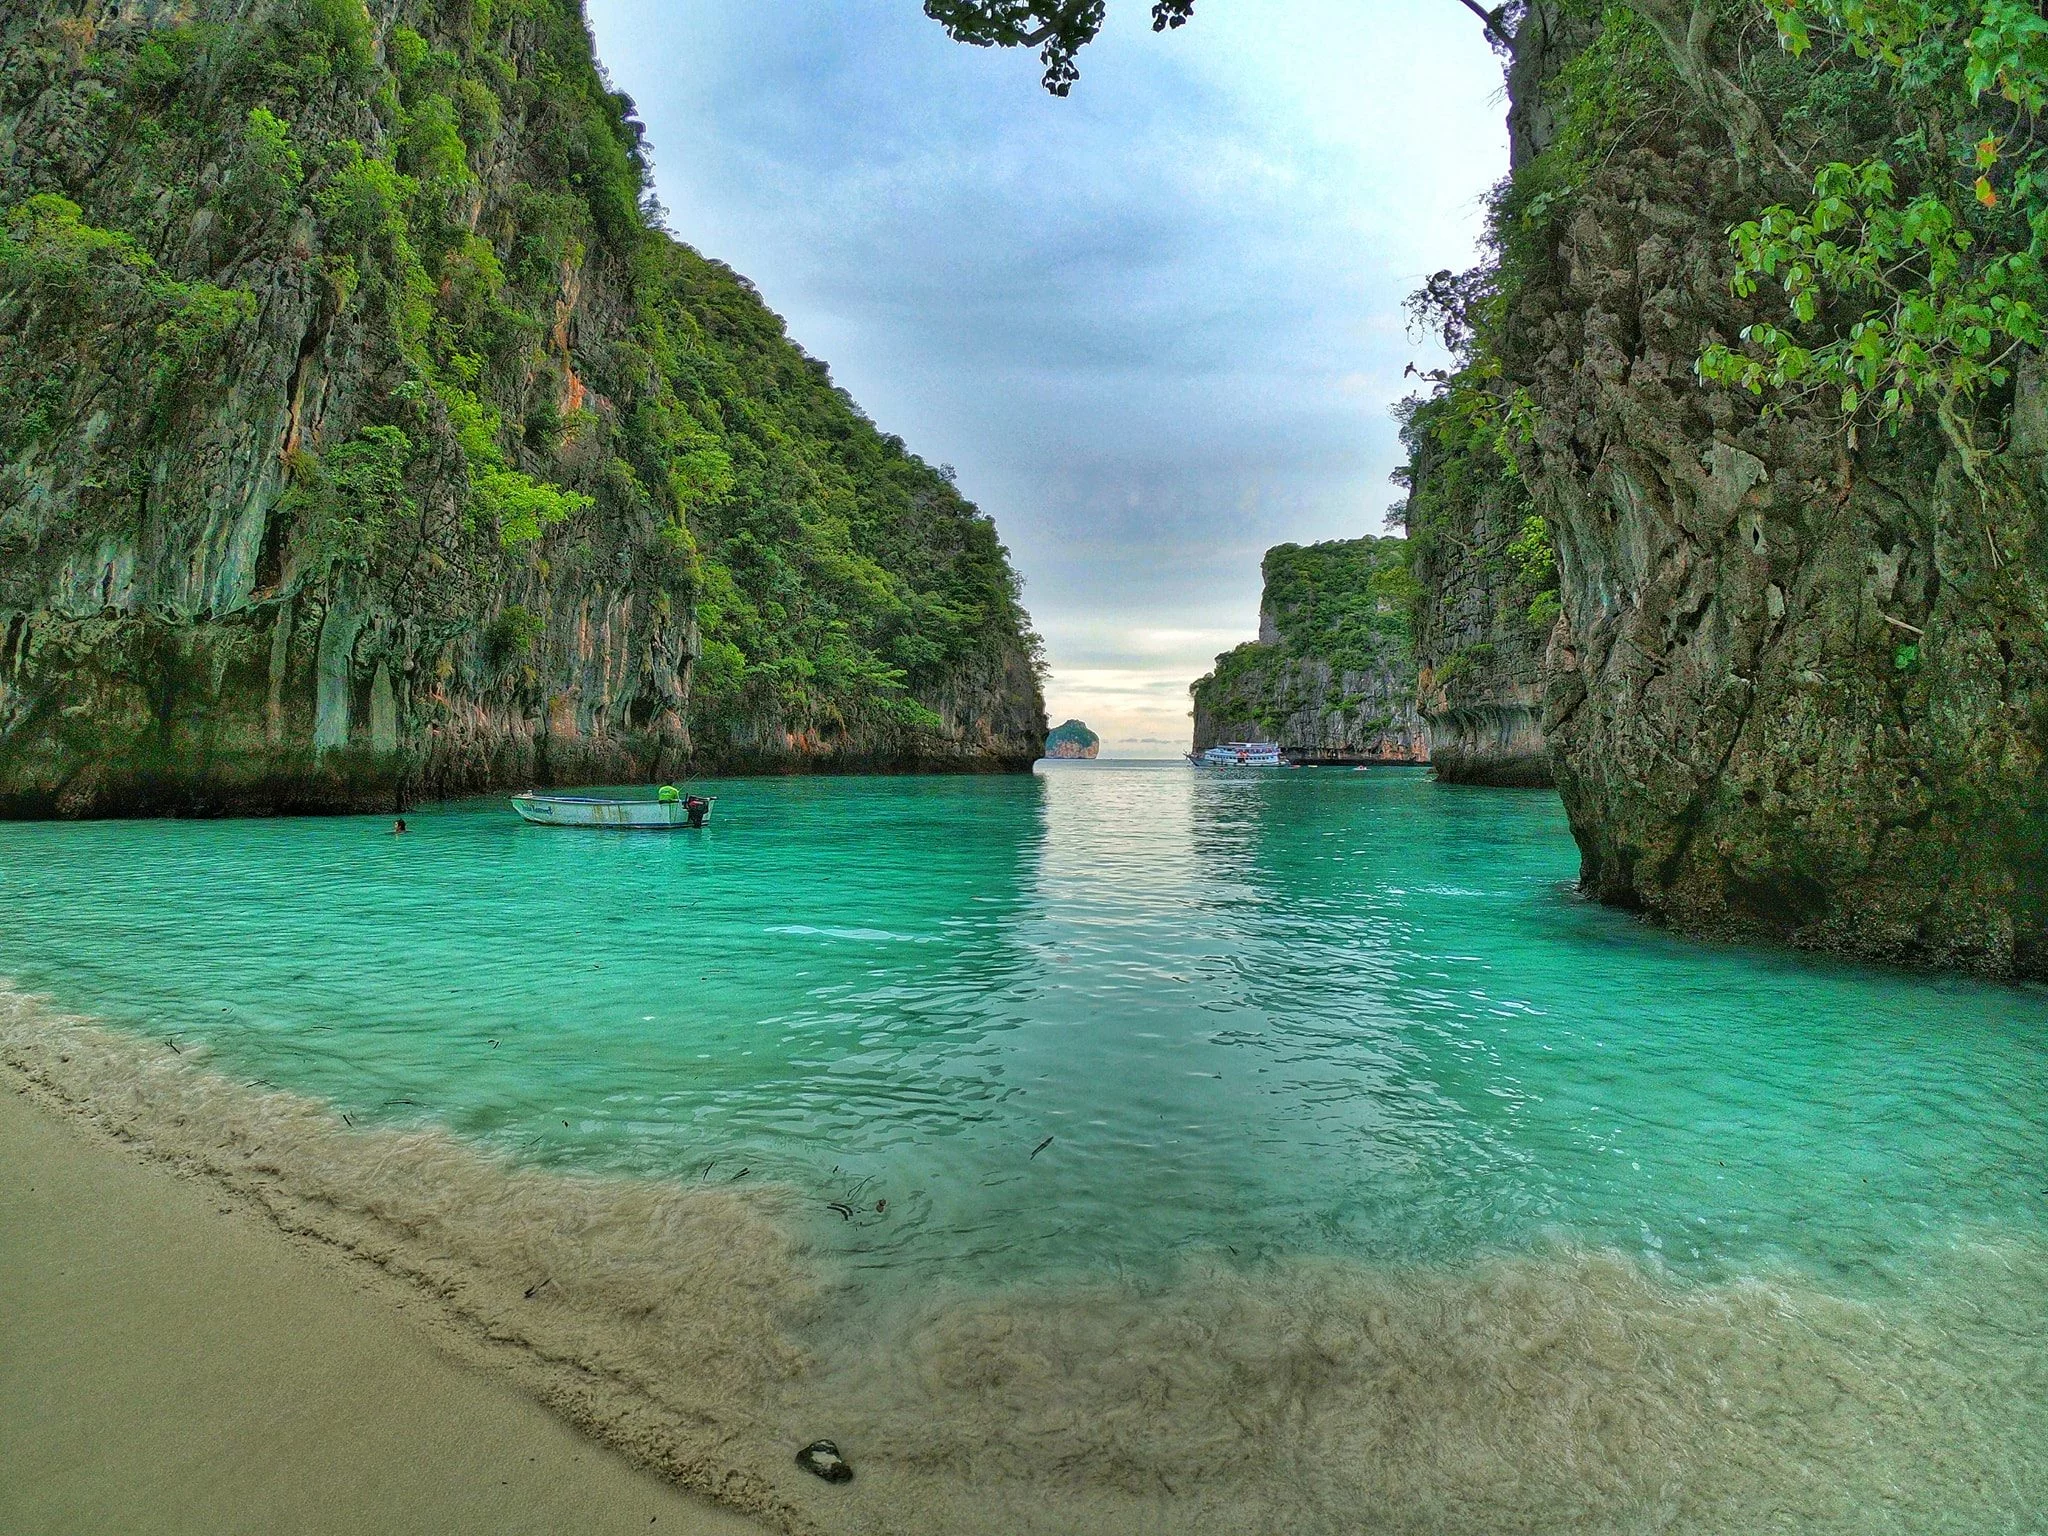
626 236 1040 733
1044 718 1099 752
1257 538 1418 666
1 0 1037 750
0 193 259 454
1698 0 2048 468
1390 3 1680 636
1190 538 1416 736
1393 0 2048 648
1394 388 1558 635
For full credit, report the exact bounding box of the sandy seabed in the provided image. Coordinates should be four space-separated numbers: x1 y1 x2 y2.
3 981 2044 1535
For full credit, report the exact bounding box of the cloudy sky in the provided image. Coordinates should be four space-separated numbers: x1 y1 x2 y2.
585 0 1510 754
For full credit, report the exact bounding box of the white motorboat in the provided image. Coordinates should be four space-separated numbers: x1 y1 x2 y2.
510 787 714 828
1192 741 1286 767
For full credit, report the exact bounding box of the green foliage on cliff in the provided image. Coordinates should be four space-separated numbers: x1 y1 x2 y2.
1699 0 2048 462
0 0 1039 756
0 194 260 446
280 426 417 577
1393 2 1662 643
1044 718 1099 753
1190 537 1416 738
1193 643 1291 736
1397 388 1556 634
484 603 547 667
1258 538 1417 669
1505 513 1562 628
628 235 1037 731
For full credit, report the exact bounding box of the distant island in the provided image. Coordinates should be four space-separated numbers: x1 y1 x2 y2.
1044 720 1100 759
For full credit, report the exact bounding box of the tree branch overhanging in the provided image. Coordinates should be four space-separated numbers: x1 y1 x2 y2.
1453 0 1514 51
927 0 1516 95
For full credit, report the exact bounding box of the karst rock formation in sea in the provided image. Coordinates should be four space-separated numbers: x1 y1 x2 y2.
1489 0 2048 977
0 0 1047 818
6 0 2047 980
1190 537 1429 764
1403 392 1555 789
1195 0 2045 978
1042 719 1099 758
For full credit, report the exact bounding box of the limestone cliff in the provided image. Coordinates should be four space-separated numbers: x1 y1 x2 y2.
1402 397 1553 787
1190 538 1427 764
1490 1 2048 976
0 0 1045 817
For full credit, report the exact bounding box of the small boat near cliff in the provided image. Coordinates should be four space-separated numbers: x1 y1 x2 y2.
510 787 715 829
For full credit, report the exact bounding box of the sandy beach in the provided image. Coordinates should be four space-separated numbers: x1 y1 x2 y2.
3 961 2044 1535
0 1079 766 1536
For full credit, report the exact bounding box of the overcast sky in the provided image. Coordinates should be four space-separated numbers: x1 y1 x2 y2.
585 0 1510 755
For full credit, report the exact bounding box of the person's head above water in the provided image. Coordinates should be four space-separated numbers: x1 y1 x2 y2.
393 818 407 834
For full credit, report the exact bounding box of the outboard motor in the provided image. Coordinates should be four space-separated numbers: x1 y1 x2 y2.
684 794 709 829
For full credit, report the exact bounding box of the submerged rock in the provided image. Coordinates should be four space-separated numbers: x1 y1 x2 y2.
795 1439 852 1483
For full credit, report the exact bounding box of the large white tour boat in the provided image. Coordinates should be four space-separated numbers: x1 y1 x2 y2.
1192 742 1286 767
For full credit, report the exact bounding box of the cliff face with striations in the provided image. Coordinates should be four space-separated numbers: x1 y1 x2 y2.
1403 395 1554 787
1190 538 1427 763
1481 1 2048 975
0 0 1044 817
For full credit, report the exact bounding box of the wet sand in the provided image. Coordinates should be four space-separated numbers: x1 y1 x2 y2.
0 1082 767 1536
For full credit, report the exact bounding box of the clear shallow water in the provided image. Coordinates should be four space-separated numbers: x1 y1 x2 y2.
2 761 2044 1295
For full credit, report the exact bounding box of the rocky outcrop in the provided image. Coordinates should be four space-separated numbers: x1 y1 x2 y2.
1043 719 1098 758
1193 652 1427 763
0 0 1044 818
1495 2 2048 976
1190 538 1427 763
1404 402 1553 788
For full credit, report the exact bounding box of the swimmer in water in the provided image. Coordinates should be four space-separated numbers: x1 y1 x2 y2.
392 818 407 835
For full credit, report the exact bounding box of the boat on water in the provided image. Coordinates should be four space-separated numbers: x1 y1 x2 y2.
510 786 715 829
1191 741 1287 767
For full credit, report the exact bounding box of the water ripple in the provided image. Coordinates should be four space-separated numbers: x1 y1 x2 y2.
0 762 2043 1294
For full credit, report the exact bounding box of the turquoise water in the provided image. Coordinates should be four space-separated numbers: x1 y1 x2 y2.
2 761 2043 1297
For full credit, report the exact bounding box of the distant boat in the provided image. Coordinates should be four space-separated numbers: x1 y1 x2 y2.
510 787 714 829
1191 742 1286 767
